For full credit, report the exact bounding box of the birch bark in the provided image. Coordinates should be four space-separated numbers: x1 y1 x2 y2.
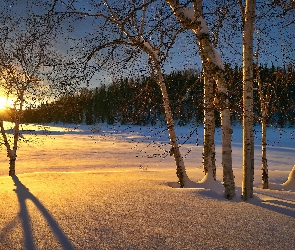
166 0 235 198
0 92 24 176
155 65 190 187
261 115 268 188
203 74 216 179
240 0 256 200
255 63 269 189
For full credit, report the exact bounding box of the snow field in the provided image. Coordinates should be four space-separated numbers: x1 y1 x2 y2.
1 170 295 249
0 123 295 249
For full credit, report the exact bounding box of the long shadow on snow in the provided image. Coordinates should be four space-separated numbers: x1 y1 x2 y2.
0 216 19 248
250 190 295 219
197 186 295 218
12 175 75 250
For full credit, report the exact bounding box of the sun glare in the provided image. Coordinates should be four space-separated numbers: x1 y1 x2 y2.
0 97 8 110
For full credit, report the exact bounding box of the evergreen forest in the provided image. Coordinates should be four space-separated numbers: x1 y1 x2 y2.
19 64 295 127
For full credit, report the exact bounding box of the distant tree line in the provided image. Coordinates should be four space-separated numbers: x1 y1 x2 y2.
19 64 295 127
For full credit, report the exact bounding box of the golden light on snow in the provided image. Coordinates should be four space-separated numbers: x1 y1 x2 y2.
0 124 295 249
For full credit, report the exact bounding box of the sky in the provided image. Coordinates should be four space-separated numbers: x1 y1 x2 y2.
0 0 294 89
53 1 202 86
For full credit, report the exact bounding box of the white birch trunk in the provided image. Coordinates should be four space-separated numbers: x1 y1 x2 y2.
10 120 20 176
194 10 235 196
261 115 268 188
241 0 256 200
0 91 23 176
217 77 235 199
134 29 192 187
166 0 216 180
203 75 216 180
256 63 269 189
0 120 17 176
198 32 236 198
8 149 17 176
221 108 235 198
166 0 235 198
155 65 190 187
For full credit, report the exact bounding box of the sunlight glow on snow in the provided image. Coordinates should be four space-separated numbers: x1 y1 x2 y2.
0 123 295 249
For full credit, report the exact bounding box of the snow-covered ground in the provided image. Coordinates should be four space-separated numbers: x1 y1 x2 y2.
0 122 295 249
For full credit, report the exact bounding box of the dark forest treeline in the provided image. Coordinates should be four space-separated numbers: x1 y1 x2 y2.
21 64 295 127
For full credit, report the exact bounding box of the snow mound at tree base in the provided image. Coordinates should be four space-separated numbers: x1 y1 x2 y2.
168 173 224 196
267 165 295 191
281 165 295 191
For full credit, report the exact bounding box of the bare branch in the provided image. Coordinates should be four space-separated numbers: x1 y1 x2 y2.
237 0 245 25
139 0 147 37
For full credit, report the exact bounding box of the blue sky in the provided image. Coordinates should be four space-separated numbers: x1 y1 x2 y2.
1 0 294 88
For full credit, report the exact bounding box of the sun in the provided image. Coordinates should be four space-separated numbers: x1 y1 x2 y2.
0 97 8 110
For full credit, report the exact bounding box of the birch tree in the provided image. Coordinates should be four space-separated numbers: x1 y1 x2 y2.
238 0 256 200
57 0 193 187
253 42 274 189
0 4 60 176
166 0 235 198
254 1 295 189
216 0 294 195
254 55 270 189
0 60 45 176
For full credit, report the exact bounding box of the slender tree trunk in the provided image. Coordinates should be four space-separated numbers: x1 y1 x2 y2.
0 121 10 151
166 0 235 198
214 70 235 199
216 73 235 198
255 40 269 189
261 115 268 188
0 90 23 176
194 2 217 182
196 14 235 197
203 75 216 179
241 0 256 200
10 119 20 176
8 149 17 176
221 108 235 198
156 67 190 187
165 0 217 181
256 63 269 189
0 120 17 176
137 32 191 187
